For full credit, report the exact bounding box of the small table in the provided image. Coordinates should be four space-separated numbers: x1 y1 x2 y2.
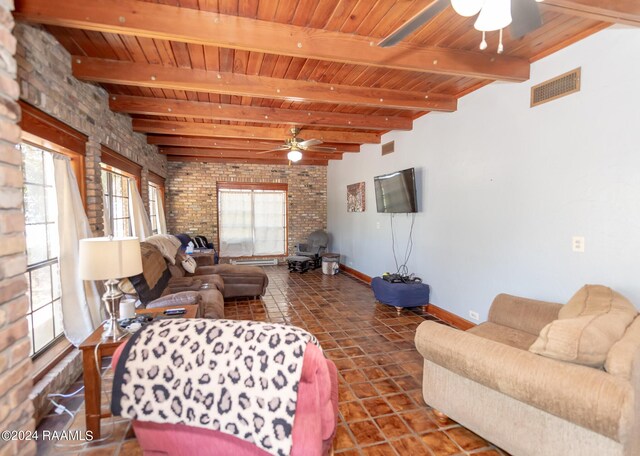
286 255 312 273
79 305 198 439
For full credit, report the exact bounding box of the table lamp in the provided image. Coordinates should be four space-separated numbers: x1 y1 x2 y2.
79 237 143 341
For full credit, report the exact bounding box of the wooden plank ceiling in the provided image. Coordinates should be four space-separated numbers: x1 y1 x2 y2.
15 0 631 166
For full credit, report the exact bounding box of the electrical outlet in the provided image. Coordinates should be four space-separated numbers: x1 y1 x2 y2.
376 221 381 229
469 311 480 321
572 236 585 252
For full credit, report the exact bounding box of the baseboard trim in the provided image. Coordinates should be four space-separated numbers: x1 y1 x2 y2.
339 263 372 284
425 304 476 330
338 264 476 330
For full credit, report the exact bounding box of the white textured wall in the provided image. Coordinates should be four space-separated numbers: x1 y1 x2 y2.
327 26 640 321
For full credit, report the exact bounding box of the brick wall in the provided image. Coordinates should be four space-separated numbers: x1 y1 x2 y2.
0 2 35 455
12 23 167 427
167 162 327 256
15 23 167 235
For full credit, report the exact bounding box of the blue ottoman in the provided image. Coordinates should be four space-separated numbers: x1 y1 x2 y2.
371 277 430 314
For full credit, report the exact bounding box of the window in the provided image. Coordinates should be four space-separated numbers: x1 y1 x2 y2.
148 172 165 236
21 142 64 357
149 183 159 235
218 183 287 257
101 166 132 237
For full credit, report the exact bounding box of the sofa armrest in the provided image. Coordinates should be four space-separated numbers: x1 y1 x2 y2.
488 293 562 336
146 291 202 309
415 321 633 442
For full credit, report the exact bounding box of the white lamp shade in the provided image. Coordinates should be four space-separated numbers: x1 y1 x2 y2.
474 0 512 31
79 237 143 280
287 150 303 162
451 0 485 17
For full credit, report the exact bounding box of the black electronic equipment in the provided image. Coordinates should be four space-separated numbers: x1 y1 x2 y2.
374 168 418 213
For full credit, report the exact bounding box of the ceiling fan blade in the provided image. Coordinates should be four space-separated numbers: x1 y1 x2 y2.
298 139 323 148
305 146 337 152
510 0 543 39
378 0 449 48
256 147 290 155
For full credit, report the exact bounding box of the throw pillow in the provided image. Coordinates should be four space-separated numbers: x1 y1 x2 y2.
529 285 637 367
182 256 197 273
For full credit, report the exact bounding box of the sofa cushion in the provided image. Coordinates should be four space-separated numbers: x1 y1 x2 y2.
468 322 538 351
123 242 171 305
605 316 640 380
529 285 637 367
146 291 201 310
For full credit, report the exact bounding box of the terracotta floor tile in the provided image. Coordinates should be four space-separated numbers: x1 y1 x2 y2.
361 442 397 456
372 378 401 395
119 439 143 455
348 420 386 446
361 397 394 417
394 375 422 391
334 424 357 451
421 431 461 456
339 386 358 402
362 367 387 381
385 393 418 412
342 369 367 384
335 450 362 456
392 436 430 454
375 415 411 439
340 401 369 422
401 410 438 434
351 382 379 399
446 427 490 452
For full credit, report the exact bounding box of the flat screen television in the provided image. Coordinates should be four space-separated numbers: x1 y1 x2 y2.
374 168 418 213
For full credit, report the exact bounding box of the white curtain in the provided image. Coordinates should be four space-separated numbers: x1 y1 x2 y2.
128 180 152 241
219 189 286 257
219 190 254 257
53 156 102 346
156 192 167 235
253 192 286 255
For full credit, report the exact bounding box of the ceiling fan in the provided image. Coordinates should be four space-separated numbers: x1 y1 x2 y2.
256 128 336 163
379 0 543 53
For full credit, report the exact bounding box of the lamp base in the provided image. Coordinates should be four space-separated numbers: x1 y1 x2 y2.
101 278 128 342
102 318 127 341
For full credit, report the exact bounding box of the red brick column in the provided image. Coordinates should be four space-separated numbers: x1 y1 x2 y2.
0 2 36 455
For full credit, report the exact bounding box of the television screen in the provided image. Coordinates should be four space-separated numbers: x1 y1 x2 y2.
374 168 418 213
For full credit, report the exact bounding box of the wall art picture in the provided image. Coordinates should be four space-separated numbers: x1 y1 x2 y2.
347 182 366 212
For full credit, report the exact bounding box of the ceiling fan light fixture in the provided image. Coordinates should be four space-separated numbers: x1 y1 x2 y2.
451 0 484 17
287 150 303 162
474 0 512 31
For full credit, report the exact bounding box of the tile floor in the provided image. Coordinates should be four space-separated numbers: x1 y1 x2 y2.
36 266 508 455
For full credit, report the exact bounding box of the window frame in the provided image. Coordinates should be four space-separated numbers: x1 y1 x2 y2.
217 182 288 258
18 103 87 378
148 172 165 235
100 147 141 237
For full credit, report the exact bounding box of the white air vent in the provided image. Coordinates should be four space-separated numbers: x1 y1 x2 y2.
381 141 395 156
230 258 278 266
531 68 581 107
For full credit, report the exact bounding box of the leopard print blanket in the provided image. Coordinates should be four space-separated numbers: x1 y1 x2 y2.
112 318 320 456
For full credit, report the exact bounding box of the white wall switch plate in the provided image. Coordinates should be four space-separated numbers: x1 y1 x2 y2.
572 236 585 252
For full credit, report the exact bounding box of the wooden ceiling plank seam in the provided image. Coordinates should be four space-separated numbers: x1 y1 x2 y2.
131 118 381 144
291 0 321 27
15 0 531 81
72 56 457 111
110 94 414 130
353 0 399 36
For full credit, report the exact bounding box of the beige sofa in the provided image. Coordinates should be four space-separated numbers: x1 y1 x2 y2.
415 292 640 456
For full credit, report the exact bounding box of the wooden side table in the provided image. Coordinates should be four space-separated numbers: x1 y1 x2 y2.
79 305 198 439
